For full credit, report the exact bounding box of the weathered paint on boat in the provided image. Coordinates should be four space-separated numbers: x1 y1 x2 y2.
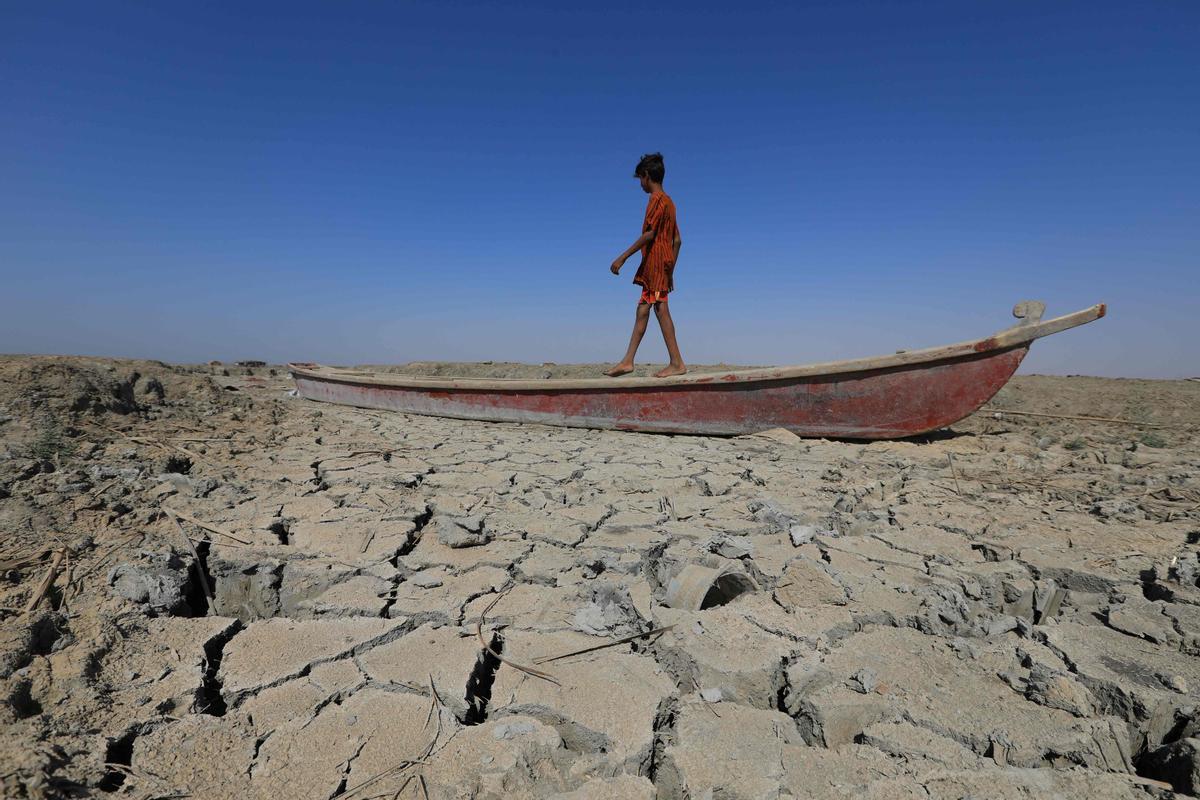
289 301 1105 439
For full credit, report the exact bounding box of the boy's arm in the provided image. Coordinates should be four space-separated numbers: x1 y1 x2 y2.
611 230 655 274
673 233 682 264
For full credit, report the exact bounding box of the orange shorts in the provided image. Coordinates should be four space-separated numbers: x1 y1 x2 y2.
639 289 669 305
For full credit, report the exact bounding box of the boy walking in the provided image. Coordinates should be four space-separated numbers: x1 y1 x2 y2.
606 152 686 378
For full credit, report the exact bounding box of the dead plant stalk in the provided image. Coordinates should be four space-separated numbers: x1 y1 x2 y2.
532 625 675 665
476 590 561 685
24 547 68 614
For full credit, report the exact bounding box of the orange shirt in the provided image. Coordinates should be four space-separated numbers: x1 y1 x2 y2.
633 192 679 294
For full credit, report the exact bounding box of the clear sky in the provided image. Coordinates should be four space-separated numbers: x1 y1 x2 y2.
2 1 1197 377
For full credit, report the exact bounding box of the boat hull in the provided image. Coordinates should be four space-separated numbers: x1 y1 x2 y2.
292 345 1028 438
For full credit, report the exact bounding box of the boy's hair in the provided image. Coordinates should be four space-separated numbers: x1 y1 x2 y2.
634 152 665 183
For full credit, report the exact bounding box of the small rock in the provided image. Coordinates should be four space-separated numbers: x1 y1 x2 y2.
1023 664 1094 716
437 515 491 548
579 554 620 579
492 720 537 740
749 498 804 534
699 687 723 703
454 514 484 532
986 615 1020 637
50 632 76 653
155 472 218 498
409 571 445 589
848 668 877 694
789 524 817 547
1033 579 1065 623
997 670 1026 692
572 583 643 637
703 534 753 559
150 482 178 499
950 638 978 660
988 733 1015 765
107 553 193 615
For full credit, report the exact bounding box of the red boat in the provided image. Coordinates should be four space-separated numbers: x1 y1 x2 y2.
289 301 1105 439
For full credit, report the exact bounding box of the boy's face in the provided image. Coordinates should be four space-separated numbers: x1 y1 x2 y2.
638 173 652 193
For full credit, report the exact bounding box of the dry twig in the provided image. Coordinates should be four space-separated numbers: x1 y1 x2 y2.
691 675 721 718
360 529 377 553
0 548 51 573
95 422 220 468
980 407 1168 428
423 673 443 732
162 507 251 545
1124 775 1175 791
171 517 213 602
339 674 454 799
334 753 426 799
476 590 561 685
87 478 121 502
946 451 963 496
23 547 68 614
532 625 675 665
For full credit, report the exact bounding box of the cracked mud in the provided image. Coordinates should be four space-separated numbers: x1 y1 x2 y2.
1 356 1199 798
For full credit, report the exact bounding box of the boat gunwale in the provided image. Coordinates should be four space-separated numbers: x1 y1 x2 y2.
288 302 1105 392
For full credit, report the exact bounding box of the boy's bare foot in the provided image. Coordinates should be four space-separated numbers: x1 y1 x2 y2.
654 364 687 378
604 364 634 377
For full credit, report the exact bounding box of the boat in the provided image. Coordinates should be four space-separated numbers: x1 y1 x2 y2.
289 300 1105 439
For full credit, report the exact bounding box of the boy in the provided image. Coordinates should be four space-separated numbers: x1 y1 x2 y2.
605 152 686 378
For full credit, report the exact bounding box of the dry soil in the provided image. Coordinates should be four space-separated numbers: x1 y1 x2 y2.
1 356 1198 798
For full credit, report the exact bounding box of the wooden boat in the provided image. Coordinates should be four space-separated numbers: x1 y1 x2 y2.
289 300 1105 439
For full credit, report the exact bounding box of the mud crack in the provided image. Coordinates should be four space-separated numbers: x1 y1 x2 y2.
199 620 244 716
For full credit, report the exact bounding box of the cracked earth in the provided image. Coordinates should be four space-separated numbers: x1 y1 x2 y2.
1 356 1199 798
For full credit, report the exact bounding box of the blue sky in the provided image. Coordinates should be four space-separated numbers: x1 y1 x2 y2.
2 1 1197 376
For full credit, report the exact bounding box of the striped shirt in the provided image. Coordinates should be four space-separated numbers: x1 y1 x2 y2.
633 192 679 294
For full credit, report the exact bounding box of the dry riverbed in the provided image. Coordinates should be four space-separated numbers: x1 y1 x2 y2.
1 355 1198 798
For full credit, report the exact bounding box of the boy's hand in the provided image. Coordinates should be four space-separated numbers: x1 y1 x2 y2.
610 257 625 275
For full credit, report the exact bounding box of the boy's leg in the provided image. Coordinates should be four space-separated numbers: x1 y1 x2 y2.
604 302 652 376
653 300 686 378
